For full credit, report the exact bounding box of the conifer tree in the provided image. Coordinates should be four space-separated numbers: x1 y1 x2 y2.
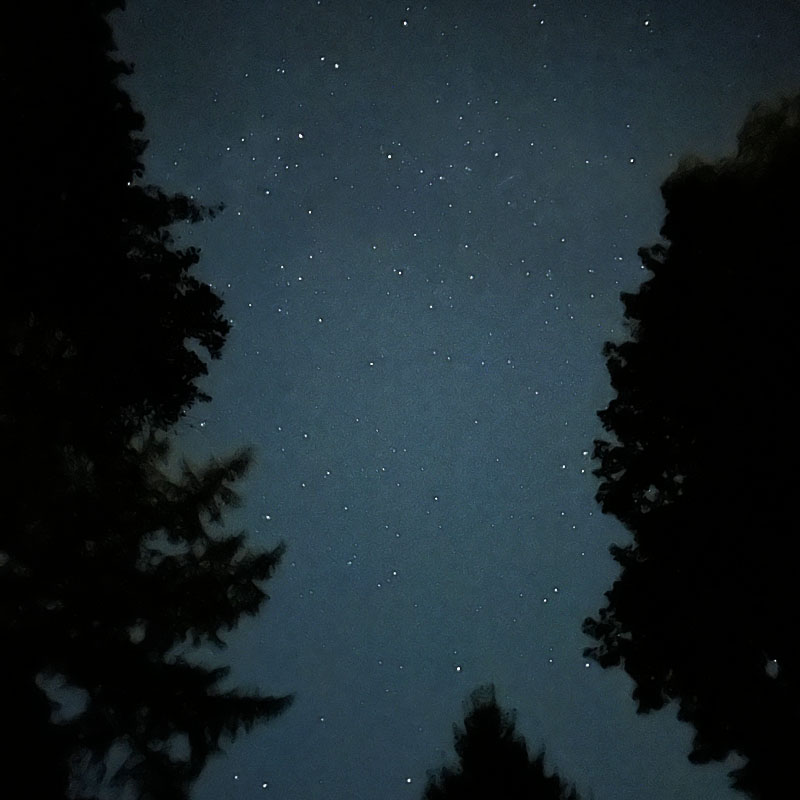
1 3 293 797
424 685 581 800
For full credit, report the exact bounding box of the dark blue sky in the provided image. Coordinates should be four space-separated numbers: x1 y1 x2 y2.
111 2 800 798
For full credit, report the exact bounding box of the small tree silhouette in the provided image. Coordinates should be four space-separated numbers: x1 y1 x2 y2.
423 685 581 800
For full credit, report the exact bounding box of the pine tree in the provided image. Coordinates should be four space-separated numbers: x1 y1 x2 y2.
423 685 581 800
1 3 293 797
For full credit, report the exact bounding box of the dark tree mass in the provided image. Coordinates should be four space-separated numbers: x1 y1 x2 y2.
584 95 800 798
423 685 580 800
1 2 290 798
3 2 227 448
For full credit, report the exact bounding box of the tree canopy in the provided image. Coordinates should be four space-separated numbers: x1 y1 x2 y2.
584 94 800 798
1 3 291 798
2 1 228 450
423 685 581 800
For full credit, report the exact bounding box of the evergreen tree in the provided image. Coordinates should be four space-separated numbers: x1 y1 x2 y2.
423 685 581 800
1 2 292 797
2 0 228 451
583 95 800 798
7 435 291 800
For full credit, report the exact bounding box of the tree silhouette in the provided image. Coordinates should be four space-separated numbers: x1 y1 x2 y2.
423 685 581 800
3 0 228 452
6 434 291 800
1 2 292 798
583 94 800 798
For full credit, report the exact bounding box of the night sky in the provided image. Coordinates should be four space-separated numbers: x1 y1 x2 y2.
110 2 800 799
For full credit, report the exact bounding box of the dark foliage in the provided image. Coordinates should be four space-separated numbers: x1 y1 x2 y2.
5 436 291 800
583 95 800 798
423 685 581 800
2 1 228 450
1 3 291 798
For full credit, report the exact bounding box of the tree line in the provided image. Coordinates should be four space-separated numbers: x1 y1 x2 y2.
2 1 798 798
